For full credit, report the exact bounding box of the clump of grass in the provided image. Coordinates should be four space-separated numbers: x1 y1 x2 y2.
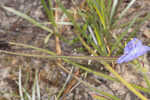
18 66 40 100
1 0 150 100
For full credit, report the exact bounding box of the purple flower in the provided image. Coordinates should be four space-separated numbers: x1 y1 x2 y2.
117 38 150 64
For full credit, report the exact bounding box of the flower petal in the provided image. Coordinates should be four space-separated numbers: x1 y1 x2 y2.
124 38 142 54
117 38 150 64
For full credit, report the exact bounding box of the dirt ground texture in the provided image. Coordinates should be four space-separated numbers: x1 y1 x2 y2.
0 0 150 100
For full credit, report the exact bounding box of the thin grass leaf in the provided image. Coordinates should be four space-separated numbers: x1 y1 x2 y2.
110 0 118 24
91 94 108 100
41 0 56 26
32 74 36 100
35 69 41 100
99 0 106 26
16 82 32 100
19 66 24 100
131 84 150 93
88 26 98 45
41 0 51 19
93 26 107 55
42 21 73 25
119 0 136 19
22 87 32 100
0 50 117 62
107 0 113 16
41 0 56 44
8 42 55 55
44 33 53 44
86 84 120 100
91 42 102 54
57 68 73 99
2 6 53 33
93 0 106 29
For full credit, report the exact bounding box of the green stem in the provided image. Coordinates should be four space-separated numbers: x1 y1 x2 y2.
0 50 117 61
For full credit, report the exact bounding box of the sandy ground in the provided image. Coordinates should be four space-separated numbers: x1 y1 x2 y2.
0 0 150 100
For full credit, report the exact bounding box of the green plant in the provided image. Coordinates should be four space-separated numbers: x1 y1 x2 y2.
1 0 150 100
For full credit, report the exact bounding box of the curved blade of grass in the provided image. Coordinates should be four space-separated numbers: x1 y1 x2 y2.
119 0 136 19
1 5 52 33
44 33 53 44
8 42 55 55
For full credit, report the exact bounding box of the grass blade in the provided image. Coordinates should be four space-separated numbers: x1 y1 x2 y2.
19 66 24 100
41 0 55 26
119 0 136 19
35 69 41 100
93 0 106 29
110 0 118 24
2 6 52 33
